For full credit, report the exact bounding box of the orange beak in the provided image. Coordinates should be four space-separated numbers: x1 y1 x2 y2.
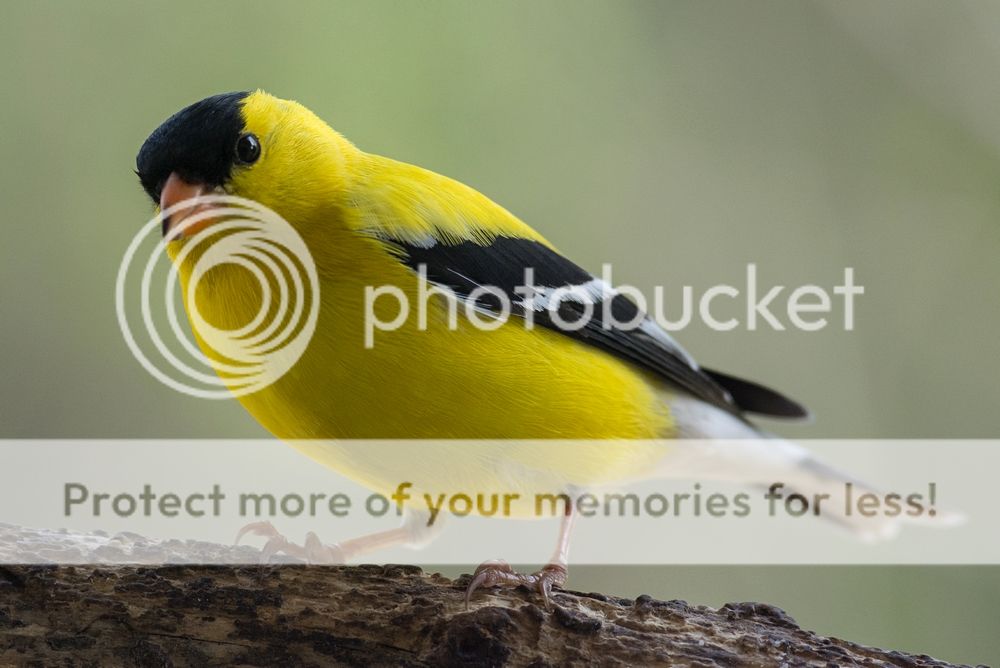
160 172 220 239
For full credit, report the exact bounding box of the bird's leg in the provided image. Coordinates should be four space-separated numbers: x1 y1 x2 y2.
235 511 441 564
465 500 576 609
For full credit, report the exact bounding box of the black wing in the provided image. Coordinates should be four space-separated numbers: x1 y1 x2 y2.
383 234 807 419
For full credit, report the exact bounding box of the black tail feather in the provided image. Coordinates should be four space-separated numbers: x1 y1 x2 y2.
701 368 810 419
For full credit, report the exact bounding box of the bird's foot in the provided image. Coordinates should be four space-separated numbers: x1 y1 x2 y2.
235 521 345 564
465 559 567 609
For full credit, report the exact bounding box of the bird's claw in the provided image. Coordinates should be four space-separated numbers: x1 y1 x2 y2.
234 521 345 564
465 559 567 610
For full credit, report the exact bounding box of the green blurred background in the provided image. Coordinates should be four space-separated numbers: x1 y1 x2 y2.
1 0 998 663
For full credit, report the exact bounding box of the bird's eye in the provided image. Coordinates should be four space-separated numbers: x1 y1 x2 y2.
234 133 261 164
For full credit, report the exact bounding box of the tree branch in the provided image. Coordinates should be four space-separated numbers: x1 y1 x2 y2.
0 563 970 667
0 525 971 666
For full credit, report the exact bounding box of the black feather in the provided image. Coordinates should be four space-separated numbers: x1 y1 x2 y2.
135 91 249 203
390 235 808 419
701 368 810 419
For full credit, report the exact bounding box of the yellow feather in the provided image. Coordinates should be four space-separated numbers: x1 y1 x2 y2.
168 91 675 498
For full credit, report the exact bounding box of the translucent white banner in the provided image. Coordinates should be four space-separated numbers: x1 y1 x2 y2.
0 439 992 565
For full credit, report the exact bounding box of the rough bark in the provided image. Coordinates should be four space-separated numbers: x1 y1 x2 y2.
0 524 975 667
0 562 975 667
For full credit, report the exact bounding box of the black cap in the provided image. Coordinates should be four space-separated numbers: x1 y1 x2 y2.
136 91 249 203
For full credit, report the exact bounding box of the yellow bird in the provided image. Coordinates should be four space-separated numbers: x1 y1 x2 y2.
136 90 827 603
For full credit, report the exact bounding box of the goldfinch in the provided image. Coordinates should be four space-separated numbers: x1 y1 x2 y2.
136 91 848 604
